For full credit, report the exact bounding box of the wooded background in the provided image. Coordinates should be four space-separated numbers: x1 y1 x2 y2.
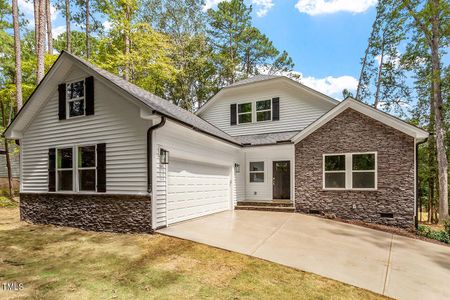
0 0 448 223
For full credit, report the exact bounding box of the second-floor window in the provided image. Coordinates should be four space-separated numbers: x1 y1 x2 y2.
256 100 271 122
238 103 252 124
66 80 85 118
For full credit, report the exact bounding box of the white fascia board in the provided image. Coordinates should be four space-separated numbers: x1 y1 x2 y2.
292 98 429 144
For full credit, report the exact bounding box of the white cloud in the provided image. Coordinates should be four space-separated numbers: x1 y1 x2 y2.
203 0 228 11
103 21 112 31
203 0 273 17
300 75 358 99
252 0 274 17
52 25 65 39
295 0 377 16
18 0 59 28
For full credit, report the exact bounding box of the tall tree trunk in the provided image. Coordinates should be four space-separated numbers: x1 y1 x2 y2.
403 0 449 224
428 107 436 223
12 0 23 110
373 38 385 109
85 0 90 58
46 0 52 54
356 48 369 100
123 5 130 81
34 0 40 80
34 0 39 49
430 0 448 223
65 0 71 52
1 101 13 198
36 0 46 83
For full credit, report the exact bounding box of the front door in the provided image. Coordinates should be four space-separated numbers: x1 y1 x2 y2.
273 161 290 199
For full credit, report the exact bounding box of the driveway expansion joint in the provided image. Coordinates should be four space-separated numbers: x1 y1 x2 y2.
249 214 293 255
382 234 394 295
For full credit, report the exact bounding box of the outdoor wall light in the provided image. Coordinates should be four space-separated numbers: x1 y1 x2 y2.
160 148 169 164
234 163 240 173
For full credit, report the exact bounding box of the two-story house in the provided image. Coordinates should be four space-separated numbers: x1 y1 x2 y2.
5 51 428 233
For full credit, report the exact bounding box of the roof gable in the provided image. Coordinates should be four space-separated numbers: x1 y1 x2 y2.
196 75 339 115
292 97 429 143
5 52 240 146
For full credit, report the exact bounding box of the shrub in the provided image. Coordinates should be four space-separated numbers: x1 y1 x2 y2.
445 217 450 236
417 224 449 244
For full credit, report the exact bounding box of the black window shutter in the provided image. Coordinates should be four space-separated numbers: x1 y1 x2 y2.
96 143 106 192
272 97 280 121
85 76 95 116
230 104 237 125
48 148 56 191
58 84 66 120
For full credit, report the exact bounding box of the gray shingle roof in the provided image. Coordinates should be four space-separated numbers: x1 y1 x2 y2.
226 75 282 88
64 51 240 145
234 131 298 146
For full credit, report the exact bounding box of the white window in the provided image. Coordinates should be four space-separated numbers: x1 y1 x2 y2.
323 154 346 189
238 103 252 124
249 161 264 182
78 146 97 191
256 99 271 122
66 79 85 118
57 148 73 191
56 146 97 192
323 152 377 190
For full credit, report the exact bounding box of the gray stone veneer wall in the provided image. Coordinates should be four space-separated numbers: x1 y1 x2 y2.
295 108 415 229
20 193 152 233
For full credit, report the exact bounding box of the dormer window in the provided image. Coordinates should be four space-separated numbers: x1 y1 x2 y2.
66 80 85 118
238 103 252 124
256 100 271 122
230 97 279 126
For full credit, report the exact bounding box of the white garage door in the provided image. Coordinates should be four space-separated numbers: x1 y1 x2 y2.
167 159 231 225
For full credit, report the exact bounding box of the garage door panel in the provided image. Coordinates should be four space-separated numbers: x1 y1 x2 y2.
167 159 231 225
168 195 228 208
168 202 227 221
168 191 229 203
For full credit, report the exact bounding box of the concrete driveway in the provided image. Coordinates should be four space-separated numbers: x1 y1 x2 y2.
158 210 450 300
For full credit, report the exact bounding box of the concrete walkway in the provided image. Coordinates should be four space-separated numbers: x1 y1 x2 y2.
158 210 450 300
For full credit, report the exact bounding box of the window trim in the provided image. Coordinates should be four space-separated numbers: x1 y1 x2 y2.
255 99 272 122
66 78 86 119
234 98 277 125
249 161 265 183
54 144 98 193
322 152 377 191
237 102 253 124
56 146 75 192
77 145 97 192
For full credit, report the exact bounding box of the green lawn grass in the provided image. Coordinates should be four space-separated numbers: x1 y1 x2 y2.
0 208 386 300
0 197 18 208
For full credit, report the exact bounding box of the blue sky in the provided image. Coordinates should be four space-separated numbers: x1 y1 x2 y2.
206 0 379 99
18 0 379 99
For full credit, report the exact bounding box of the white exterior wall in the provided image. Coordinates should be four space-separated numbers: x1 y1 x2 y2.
21 67 150 194
153 120 244 228
199 81 335 136
244 144 294 201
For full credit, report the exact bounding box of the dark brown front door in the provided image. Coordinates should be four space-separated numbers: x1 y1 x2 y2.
273 161 290 199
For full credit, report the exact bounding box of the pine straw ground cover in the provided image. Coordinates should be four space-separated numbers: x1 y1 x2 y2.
0 208 385 300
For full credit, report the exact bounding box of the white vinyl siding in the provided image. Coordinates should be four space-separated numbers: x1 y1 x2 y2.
244 144 294 201
153 121 244 228
21 67 149 194
199 81 335 136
